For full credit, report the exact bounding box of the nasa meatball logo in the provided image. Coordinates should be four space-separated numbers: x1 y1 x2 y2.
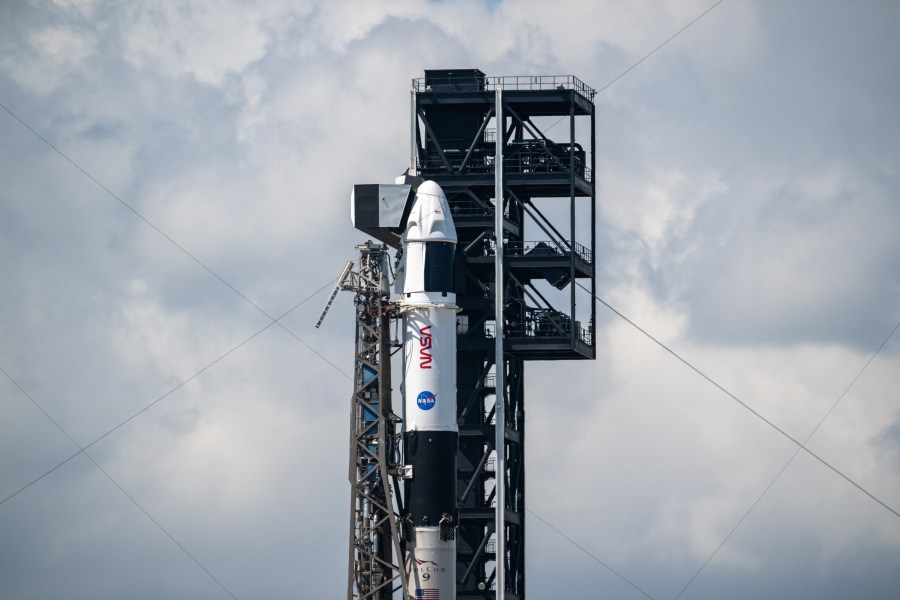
416 391 437 411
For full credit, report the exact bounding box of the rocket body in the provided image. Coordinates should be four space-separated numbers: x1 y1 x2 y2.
400 181 457 600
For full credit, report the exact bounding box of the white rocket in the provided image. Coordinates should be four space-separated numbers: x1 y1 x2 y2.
398 180 458 600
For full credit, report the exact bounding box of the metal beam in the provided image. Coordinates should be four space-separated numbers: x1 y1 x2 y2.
493 86 506 600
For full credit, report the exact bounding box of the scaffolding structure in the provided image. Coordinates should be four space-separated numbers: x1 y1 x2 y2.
346 242 406 600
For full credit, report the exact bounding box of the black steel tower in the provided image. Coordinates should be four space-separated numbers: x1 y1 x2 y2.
345 70 596 599
413 70 597 598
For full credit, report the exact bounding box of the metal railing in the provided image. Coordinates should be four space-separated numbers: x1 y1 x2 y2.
503 146 588 180
448 199 514 222
413 74 596 100
478 238 592 265
450 199 492 216
464 312 593 346
489 75 596 99
505 239 592 264
418 149 591 183
512 308 593 345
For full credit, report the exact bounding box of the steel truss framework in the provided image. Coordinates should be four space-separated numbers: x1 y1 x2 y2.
347 242 407 600
414 70 597 599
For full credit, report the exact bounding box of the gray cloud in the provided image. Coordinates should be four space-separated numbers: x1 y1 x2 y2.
1 1 899 599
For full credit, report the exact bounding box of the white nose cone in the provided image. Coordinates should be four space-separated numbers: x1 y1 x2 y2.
404 181 457 244
402 182 456 299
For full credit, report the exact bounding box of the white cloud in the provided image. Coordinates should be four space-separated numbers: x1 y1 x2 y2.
0 24 97 96
119 1 290 86
1 1 899 598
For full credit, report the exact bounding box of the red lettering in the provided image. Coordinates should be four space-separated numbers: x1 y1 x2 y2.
419 326 433 369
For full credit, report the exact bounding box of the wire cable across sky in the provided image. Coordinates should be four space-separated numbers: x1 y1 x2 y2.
0 363 240 599
670 319 900 600
578 281 900 524
0 278 339 508
8 1 899 598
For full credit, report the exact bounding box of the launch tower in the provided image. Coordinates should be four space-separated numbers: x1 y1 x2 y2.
415 70 596 599
346 70 596 599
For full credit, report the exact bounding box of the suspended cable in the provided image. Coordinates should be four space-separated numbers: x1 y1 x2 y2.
596 0 728 96
578 282 900 522
671 320 900 600
0 364 239 600
0 278 338 507
0 101 350 382
528 508 657 600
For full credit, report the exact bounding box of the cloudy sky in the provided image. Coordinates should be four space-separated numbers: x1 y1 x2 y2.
1 0 899 598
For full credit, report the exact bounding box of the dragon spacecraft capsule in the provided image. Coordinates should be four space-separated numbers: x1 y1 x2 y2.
399 180 458 600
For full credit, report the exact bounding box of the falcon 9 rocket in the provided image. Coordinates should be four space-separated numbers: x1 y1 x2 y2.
399 180 458 600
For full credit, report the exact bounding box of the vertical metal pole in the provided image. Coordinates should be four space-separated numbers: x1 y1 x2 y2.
378 274 401 600
590 95 597 350
569 96 576 346
493 86 506 599
411 87 417 174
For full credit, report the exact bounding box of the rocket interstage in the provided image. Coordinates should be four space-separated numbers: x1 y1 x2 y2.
399 180 458 600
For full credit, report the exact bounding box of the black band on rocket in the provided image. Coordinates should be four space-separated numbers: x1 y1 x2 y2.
405 430 458 526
